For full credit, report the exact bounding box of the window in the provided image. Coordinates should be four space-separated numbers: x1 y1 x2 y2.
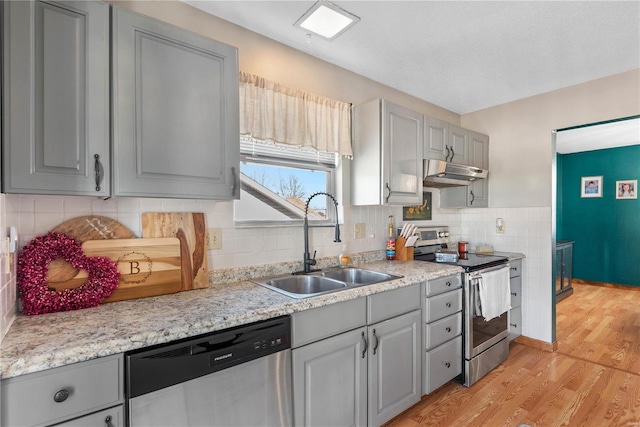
234 136 338 226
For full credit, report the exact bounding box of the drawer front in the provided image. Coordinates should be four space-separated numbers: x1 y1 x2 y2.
425 274 461 296
424 335 462 394
510 275 522 308
292 297 367 348
368 283 421 324
55 405 123 427
425 312 462 349
509 259 522 278
509 306 522 341
1 354 123 427
424 289 462 323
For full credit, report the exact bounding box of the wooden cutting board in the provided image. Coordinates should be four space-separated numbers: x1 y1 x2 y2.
141 212 208 290
46 216 135 283
48 238 182 303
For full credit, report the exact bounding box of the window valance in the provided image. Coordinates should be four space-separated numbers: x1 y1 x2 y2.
239 71 353 158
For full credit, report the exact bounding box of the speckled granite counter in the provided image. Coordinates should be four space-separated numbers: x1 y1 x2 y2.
1 260 461 379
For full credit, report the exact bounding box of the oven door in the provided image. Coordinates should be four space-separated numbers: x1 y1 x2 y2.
463 266 510 360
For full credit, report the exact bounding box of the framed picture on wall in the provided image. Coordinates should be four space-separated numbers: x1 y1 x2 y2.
581 176 602 198
403 191 432 220
616 179 637 199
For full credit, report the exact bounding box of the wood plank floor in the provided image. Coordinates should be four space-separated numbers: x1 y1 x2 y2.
386 283 640 427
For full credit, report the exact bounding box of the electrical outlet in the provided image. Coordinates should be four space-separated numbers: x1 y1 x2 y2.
496 218 506 234
206 227 223 249
354 223 366 239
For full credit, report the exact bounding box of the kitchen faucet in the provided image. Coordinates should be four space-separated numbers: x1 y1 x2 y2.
302 192 341 274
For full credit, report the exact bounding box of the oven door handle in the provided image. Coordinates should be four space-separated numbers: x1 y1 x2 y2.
469 263 510 280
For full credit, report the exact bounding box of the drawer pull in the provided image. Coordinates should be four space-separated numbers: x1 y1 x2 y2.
445 302 452 308
361 331 368 359
105 415 114 427
446 281 451 287
445 327 451 333
53 389 70 403
373 329 380 355
511 266 518 272
510 323 518 328
511 292 517 296
445 362 451 368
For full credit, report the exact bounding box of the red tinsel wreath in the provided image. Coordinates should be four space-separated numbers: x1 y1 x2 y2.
17 232 120 315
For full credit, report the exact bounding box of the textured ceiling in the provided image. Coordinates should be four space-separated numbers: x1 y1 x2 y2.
184 0 640 115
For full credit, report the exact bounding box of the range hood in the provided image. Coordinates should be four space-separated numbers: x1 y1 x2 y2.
423 159 488 188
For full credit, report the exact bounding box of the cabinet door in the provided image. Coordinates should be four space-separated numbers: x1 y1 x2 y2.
447 125 470 165
368 310 421 427
424 117 448 161
467 131 489 207
382 101 423 205
112 7 240 200
292 328 367 427
3 0 110 196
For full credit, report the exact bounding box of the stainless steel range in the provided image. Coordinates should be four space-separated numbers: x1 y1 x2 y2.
410 225 511 387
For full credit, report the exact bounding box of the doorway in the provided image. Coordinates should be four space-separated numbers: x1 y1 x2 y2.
551 115 640 342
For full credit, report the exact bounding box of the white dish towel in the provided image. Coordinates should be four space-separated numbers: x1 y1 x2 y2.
478 267 511 321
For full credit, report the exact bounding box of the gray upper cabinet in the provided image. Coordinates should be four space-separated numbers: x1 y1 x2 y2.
2 0 110 196
440 130 490 208
352 99 423 206
424 119 469 165
111 7 240 199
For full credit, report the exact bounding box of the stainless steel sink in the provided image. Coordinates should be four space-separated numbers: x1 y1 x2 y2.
254 275 347 298
251 267 402 298
319 267 401 286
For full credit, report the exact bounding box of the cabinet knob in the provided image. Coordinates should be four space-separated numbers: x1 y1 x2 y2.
445 327 451 333
445 302 452 308
53 389 70 403
105 415 114 427
446 281 451 287
445 362 451 368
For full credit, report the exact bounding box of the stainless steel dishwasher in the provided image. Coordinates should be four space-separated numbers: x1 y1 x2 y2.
126 316 292 426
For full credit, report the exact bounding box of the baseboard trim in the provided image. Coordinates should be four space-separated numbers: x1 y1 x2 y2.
513 335 558 352
573 279 640 290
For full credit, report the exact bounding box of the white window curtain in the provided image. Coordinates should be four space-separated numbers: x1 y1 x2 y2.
239 71 353 158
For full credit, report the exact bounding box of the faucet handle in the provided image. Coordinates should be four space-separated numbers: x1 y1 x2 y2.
311 250 317 261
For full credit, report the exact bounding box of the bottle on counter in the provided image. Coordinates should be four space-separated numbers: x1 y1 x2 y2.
386 215 396 260
339 244 350 267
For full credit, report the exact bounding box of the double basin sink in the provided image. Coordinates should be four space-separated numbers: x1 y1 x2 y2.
251 267 403 298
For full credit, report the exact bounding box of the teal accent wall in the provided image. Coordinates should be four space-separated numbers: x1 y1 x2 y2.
557 145 640 286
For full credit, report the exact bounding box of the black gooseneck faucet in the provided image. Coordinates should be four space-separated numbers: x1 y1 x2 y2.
302 192 341 274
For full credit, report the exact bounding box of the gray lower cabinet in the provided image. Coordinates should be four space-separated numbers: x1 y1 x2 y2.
2 0 110 196
292 284 421 427
111 7 239 200
292 326 368 427
367 310 421 426
509 259 523 340
423 273 463 394
1 354 124 427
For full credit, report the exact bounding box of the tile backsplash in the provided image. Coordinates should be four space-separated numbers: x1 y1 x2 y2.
0 192 552 343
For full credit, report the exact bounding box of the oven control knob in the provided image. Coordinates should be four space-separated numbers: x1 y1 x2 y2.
444 232 450 237
438 232 445 237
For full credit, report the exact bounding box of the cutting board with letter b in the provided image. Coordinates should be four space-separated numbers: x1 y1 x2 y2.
141 212 209 290
48 238 182 303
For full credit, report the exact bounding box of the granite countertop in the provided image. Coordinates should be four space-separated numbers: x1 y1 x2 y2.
0 260 462 380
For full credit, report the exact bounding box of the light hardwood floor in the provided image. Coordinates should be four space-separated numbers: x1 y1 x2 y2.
386 283 640 427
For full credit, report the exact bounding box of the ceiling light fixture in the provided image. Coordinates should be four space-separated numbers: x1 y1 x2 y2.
294 0 360 41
